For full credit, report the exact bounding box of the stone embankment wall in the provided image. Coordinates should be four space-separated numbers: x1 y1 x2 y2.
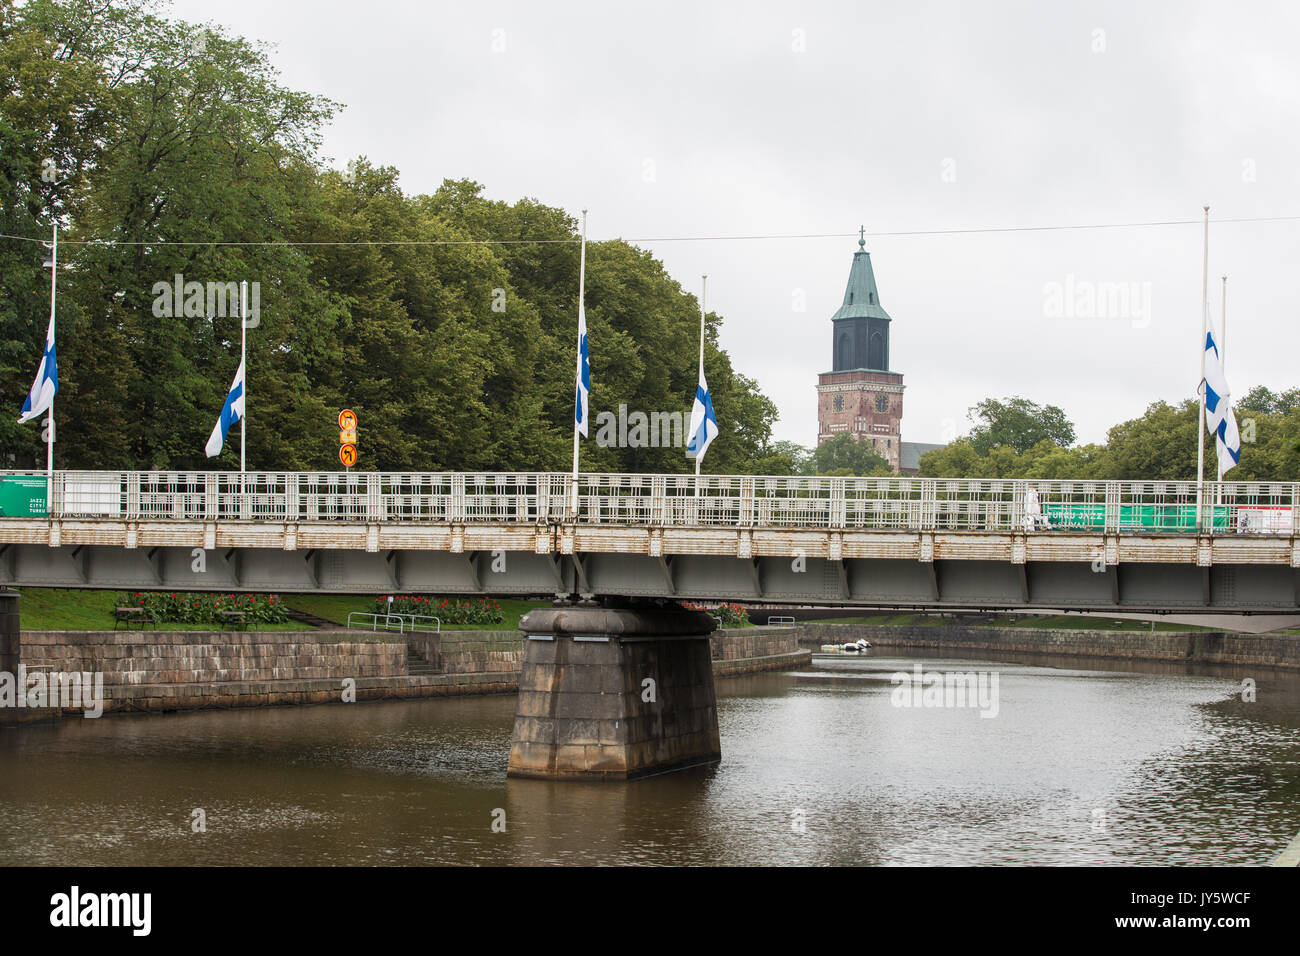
710 626 809 675
790 623 1300 671
408 631 525 675
20 630 404 683
5 624 806 720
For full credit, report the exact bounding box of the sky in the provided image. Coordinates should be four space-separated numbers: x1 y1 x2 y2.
170 0 1300 449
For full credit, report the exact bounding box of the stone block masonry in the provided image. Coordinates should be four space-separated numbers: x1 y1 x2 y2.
6 619 805 721
507 606 723 780
20 630 406 684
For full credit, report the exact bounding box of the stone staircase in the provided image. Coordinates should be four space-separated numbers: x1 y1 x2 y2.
405 648 440 676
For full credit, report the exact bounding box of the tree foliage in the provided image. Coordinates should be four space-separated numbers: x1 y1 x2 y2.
0 0 790 474
919 395 1300 481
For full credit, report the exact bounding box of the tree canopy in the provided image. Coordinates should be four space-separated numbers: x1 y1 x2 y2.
0 0 787 474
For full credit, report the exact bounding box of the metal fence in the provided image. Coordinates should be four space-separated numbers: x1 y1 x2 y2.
4 471 1296 535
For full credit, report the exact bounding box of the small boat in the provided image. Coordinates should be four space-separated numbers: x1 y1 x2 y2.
840 638 873 652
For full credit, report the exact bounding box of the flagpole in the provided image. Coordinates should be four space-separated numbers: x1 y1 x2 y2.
1196 206 1209 531
46 224 57 513
1218 274 1227 510
1221 275 1227 370
571 210 587 516
695 276 706 496
240 280 247 476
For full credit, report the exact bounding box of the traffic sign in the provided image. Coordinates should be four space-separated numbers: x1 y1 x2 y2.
339 443 357 467
338 409 357 431
339 427 356 443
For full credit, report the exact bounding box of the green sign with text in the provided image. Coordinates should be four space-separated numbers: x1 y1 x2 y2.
0 476 48 517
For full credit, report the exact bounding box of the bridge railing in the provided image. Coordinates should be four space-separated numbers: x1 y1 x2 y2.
6 471 1296 536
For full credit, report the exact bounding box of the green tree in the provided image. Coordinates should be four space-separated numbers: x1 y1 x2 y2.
968 397 1076 455
809 433 894 476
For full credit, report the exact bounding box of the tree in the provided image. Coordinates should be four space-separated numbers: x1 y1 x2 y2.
968 397 1076 454
1100 401 1198 479
1238 385 1300 417
809 434 894 476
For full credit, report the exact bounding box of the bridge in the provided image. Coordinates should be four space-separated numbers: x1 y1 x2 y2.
2 470 1299 612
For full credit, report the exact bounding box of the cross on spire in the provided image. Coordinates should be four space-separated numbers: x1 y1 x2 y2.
858 225 866 250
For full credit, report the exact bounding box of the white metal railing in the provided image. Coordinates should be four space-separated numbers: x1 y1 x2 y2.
344 611 440 633
3 471 1296 536
394 614 440 633
346 612 408 633
767 616 797 627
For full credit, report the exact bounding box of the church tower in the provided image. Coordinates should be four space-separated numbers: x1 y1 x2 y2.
816 229 905 471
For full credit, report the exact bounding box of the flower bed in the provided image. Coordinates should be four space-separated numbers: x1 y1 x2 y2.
369 595 504 626
119 592 289 625
683 602 750 627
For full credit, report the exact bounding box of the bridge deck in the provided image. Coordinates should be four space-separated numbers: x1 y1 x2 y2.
1 472 1297 609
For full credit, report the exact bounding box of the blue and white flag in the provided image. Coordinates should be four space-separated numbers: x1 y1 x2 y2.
686 357 718 462
574 303 590 437
1199 327 1241 478
205 358 245 458
17 311 58 424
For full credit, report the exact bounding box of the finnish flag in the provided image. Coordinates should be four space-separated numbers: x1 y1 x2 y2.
1199 327 1241 479
574 303 590 437
205 358 245 458
686 357 718 462
17 312 58 424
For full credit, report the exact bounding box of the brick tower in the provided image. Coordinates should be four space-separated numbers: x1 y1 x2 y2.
816 229 904 470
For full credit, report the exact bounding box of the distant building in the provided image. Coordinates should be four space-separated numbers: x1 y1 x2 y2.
816 230 942 475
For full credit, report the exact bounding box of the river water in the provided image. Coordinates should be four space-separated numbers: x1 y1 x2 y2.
2 651 1298 866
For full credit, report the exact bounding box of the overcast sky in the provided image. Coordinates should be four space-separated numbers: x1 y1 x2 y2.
171 0 1300 449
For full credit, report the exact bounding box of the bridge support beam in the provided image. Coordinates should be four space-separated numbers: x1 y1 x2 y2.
0 589 20 725
507 603 720 781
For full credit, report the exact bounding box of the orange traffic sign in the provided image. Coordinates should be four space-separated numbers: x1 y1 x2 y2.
339 427 356 444
339 443 357 467
339 409 357 431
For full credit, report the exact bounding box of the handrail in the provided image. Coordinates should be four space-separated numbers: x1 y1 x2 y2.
392 613 440 633
346 611 407 633
2 471 1295 536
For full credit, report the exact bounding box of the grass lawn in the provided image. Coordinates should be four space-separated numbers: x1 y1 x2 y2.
804 613 949 627
13 587 309 631
283 594 550 631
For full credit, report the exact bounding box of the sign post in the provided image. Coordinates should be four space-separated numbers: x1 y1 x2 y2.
339 409 357 471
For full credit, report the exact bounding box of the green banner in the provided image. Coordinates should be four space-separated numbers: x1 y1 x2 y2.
0 476 48 517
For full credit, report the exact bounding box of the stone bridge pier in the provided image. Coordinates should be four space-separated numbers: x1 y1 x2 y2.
507 603 721 780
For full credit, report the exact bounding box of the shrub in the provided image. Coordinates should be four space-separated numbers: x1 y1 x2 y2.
370 595 504 626
120 592 289 625
682 602 750 628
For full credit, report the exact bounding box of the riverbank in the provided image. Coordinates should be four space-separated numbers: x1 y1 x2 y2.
4 625 809 721
792 622 1300 672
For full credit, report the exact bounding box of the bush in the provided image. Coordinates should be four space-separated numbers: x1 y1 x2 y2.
120 592 289 625
683 602 750 627
370 595 504 626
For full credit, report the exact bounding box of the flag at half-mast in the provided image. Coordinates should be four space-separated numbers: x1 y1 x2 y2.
574 301 590 437
686 354 718 462
1199 326 1241 478
205 358 245 458
17 310 58 424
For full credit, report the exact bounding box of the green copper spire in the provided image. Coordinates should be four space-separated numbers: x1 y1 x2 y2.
832 227 891 322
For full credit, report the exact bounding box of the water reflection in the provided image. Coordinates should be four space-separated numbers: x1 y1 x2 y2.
1 652 1297 865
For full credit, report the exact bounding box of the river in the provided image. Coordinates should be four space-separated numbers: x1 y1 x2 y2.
2 651 1298 866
